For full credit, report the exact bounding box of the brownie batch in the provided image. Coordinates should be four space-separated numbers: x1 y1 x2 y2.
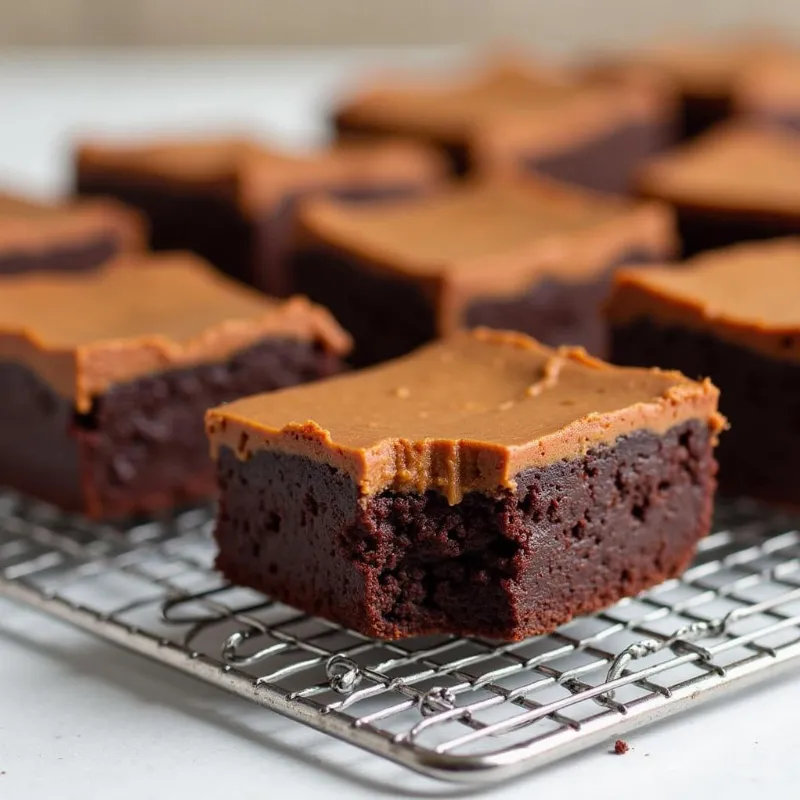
636 123 800 256
76 136 445 295
0 190 144 274
8 32 800 641
0 254 349 518
334 56 673 193
292 177 676 365
207 329 723 640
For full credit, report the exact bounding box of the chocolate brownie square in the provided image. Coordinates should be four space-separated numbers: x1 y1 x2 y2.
636 123 800 256
75 136 445 295
0 190 144 275
608 238 800 507
0 253 350 518
206 328 723 640
586 33 792 139
291 177 676 365
333 56 672 193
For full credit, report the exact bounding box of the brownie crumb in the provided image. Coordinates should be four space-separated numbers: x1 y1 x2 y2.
614 739 630 755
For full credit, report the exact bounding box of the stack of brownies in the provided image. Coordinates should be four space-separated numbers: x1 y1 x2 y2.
2 30 800 641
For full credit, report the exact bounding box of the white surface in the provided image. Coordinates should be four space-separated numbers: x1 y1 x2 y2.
1 51 799 799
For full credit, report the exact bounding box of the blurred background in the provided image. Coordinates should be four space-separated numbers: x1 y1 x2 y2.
1 0 798 50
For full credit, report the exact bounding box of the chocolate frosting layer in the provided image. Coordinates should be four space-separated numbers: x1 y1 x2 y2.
607 238 800 362
335 56 665 170
76 136 446 217
207 328 723 504
0 190 145 254
636 122 800 215
0 253 351 411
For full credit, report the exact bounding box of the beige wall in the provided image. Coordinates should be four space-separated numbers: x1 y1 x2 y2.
2 0 799 49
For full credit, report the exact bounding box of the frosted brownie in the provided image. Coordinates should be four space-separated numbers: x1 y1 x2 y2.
292 177 676 365
636 123 800 256
333 56 671 193
0 190 144 274
586 34 791 139
206 328 723 640
0 253 350 518
608 239 800 506
75 136 445 295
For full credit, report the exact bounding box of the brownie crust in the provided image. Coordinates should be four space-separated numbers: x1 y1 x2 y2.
0 339 344 518
214 420 716 640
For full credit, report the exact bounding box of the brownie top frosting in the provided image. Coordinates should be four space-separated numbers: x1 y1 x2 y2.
0 190 145 253
207 328 722 503
76 136 445 216
335 57 662 167
298 177 675 329
0 252 351 411
636 123 800 215
607 238 800 362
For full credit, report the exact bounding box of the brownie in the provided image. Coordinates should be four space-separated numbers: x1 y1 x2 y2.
636 123 800 256
0 190 144 275
75 136 445 295
291 177 676 366
333 56 673 193
735 54 800 132
0 253 350 518
585 34 792 140
607 239 800 507
206 328 723 641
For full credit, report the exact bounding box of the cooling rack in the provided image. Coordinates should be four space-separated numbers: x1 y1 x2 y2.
1 489 799 786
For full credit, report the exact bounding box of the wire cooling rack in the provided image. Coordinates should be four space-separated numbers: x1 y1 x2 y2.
1 490 800 785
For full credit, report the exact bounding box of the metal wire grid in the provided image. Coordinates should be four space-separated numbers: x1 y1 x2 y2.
1 490 800 785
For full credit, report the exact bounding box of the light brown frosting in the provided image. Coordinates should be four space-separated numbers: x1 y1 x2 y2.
207 328 723 504
636 122 800 216
335 56 666 170
297 176 676 335
0 252 351 411
0 190 145 254
75 135 446 218
607 238 800 362
735 53 800 114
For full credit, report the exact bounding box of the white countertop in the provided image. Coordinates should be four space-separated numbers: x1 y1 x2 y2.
1 50 798 799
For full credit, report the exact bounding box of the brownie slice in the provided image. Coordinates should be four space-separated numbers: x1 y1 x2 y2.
584 33 793 140
0 253 350 519
75 136 445 295
333 56 672 193
607 239 800 507
735 54 800 132
292 177 676 365
0 190 144 275
206 328 723 641
636 123 800 256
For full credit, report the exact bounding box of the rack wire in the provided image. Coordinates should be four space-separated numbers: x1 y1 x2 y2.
1 489 800 785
